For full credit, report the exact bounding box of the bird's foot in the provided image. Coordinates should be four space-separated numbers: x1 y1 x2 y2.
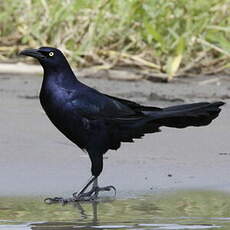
44 195 96 204
73 185 116 201
44 197 74 204
44 185 116 204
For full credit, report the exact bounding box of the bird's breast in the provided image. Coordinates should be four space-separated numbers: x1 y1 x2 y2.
39 84 88 148
40 83 73 122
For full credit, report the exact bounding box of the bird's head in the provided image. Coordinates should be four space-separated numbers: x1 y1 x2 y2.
19 47 69 70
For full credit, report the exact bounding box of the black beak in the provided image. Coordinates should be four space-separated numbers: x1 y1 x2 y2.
19 48 45 59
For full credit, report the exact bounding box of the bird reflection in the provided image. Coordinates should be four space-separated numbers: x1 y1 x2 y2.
73 200 98 223
31 198 114 229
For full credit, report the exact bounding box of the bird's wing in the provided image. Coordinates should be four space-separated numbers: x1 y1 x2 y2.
103 94 162 113
68 89 147 120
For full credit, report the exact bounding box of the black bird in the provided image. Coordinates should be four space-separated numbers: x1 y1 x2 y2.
20 47 224 203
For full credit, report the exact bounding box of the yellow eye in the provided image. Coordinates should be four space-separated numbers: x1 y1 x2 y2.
49 52 54 57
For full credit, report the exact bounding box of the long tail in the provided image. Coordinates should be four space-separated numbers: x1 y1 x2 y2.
150 101 225 128
108 101 224 150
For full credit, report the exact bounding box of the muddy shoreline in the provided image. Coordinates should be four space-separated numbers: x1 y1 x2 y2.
0 72 230 198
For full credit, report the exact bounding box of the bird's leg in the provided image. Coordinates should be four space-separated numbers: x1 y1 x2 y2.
73 177 116 201
72 176 97 200
71 154 116 200
44 176 97 204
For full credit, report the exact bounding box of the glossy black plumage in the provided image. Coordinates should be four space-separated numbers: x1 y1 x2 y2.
20 47 224 195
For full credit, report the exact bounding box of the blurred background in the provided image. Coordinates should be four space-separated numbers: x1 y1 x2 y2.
1 0 230 80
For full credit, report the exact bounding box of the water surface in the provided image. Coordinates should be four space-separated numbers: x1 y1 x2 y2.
1 190 230 229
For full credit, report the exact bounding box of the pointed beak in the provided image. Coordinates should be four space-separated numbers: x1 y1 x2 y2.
19 48 45 59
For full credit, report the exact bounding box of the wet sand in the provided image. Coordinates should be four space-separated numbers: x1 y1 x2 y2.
0 73 230 198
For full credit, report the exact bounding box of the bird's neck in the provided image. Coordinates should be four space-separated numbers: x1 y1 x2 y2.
42 64 79 89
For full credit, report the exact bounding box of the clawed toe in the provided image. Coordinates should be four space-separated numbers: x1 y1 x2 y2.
44 196 88 204
96 185 116 195
44 197 70 204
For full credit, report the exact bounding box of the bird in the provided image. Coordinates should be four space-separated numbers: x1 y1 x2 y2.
20 47 224 203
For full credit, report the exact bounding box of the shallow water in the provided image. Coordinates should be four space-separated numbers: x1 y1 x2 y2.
1 190 230 230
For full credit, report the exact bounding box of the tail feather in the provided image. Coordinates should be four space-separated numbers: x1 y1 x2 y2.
151 101 224 128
